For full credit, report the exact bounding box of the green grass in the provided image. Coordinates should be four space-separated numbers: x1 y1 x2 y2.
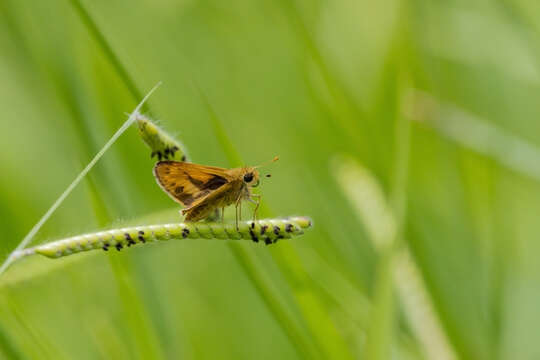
2 0 540 359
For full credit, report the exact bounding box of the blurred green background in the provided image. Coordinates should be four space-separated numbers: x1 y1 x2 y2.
2 0 540 359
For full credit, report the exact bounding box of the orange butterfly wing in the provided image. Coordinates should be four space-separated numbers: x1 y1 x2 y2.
153 161 233 207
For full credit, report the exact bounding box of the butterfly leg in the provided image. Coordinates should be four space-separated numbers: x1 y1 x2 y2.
235 195 242 230
238 202 242 225
221 207 225 223
234 204 242 230
249 194 261 222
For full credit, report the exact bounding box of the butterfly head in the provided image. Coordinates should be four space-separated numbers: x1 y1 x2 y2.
242 168 260 187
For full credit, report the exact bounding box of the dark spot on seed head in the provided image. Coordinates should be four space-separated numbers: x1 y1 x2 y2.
251 222 255 229
137 230 146 243
260 225 268 235
249 229 259 243
264 238 272 245
182 228 190 238
273 226 280 235
115 243 123 251
164 148 170 156
285 224 294 233
125 233 135 246
266 174 271 178
181 155 187 161
103 244 109 251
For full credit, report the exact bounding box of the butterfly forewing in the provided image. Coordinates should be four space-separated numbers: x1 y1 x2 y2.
153 161 232 207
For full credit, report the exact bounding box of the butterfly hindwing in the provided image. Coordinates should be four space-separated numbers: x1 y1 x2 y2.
153 161 231 207
183 178 245 221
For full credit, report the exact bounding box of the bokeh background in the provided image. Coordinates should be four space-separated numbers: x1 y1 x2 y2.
2 0 540 359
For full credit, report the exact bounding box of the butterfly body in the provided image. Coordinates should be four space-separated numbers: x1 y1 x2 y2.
153 161 262 225
182 174 246 222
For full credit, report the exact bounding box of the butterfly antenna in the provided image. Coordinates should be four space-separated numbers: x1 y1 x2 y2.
255 156 279 169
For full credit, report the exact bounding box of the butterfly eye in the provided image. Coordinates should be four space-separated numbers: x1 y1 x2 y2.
243 173 254 183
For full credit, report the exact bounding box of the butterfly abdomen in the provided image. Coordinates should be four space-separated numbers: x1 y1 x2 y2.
184 195 227 221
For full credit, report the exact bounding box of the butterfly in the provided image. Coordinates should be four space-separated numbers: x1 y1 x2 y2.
153 157 278 228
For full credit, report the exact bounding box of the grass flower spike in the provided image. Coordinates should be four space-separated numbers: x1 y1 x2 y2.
136 113 190 162
11 217 312 262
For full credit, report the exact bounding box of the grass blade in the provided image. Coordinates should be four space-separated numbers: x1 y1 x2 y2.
68 0 143 103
